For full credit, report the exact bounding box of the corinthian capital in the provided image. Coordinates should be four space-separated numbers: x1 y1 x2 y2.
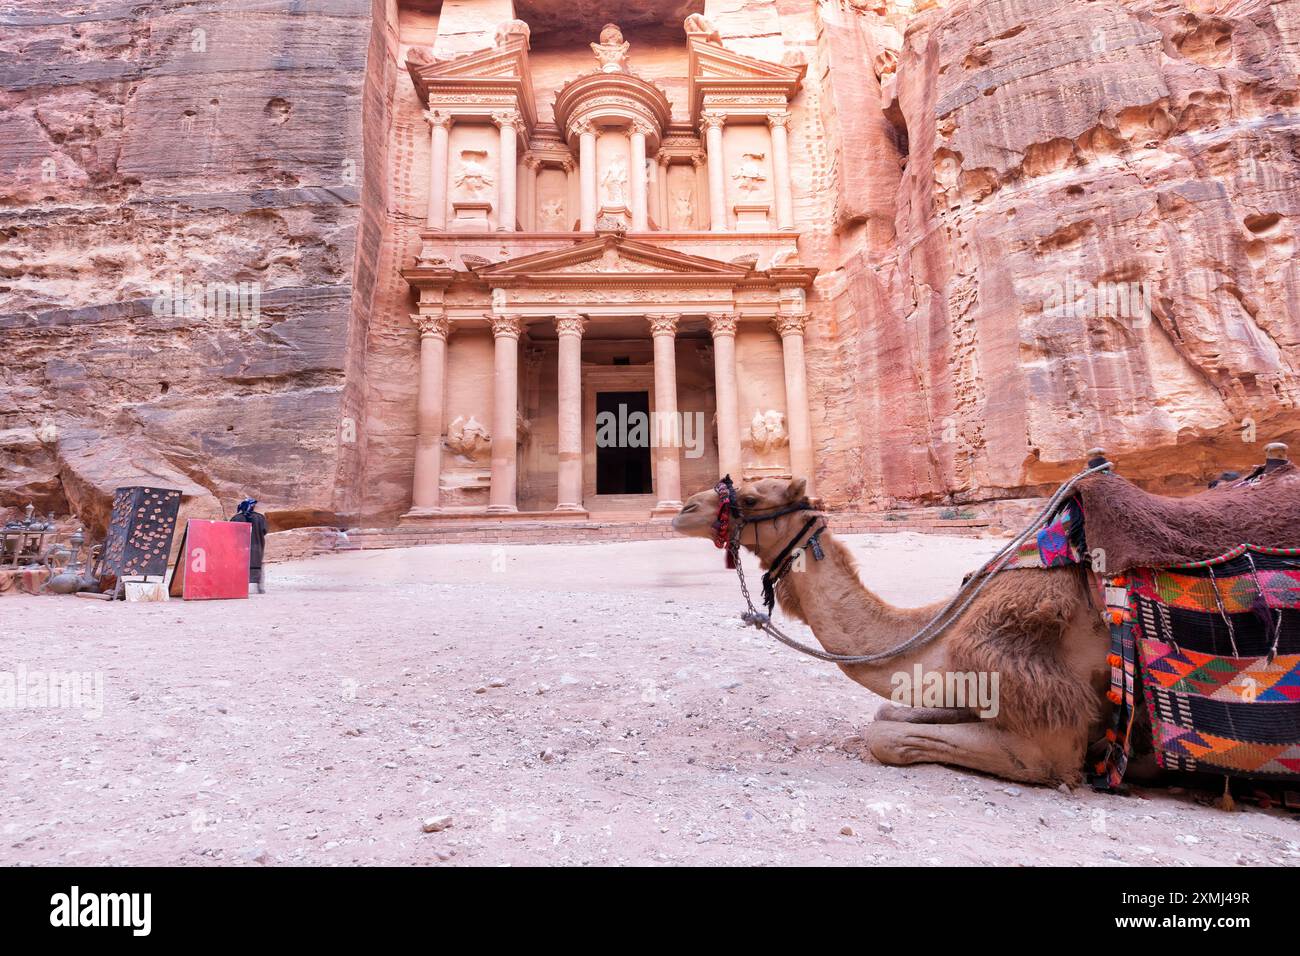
773 311 809 337
423 108 452 131
707 311 739 337
648 313 680 337
492 108 522 130
412 312 451 340
490 313 523 339
554 314 587 337
767 110 792 129
700 111 726 133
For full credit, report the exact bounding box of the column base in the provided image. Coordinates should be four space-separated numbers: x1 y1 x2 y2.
651 501 684 517
402 506 443 519
553 504 588 515
486 504 519 515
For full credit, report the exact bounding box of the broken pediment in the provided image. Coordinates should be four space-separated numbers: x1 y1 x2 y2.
686 36 805 119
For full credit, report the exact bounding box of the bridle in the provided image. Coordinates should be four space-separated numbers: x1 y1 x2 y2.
712 475 827 612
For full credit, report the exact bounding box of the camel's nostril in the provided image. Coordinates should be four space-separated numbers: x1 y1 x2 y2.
681 503 698 514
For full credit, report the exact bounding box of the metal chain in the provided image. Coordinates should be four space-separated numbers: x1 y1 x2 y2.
729 462 1113 665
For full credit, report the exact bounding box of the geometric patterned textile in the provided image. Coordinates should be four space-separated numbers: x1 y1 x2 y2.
1007 503 1083 570
1130 548 1300 781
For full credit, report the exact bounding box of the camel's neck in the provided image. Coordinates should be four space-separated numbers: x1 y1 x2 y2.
745 523 946 691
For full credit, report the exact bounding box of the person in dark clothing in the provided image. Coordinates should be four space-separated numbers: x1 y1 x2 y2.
230 497 268 593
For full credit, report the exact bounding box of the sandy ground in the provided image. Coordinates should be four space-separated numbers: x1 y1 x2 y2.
2 532 1297 867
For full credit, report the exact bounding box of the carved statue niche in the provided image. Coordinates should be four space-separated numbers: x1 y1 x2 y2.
455 149 493 198
495 18 530 47
746 410 789 457
591 23 630 73
446 415 492 460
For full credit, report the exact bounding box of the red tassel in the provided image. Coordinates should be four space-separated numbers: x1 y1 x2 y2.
726 552 736 569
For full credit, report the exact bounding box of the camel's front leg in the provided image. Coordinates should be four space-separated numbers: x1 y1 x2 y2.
861 720 1083 786
873 704 979 724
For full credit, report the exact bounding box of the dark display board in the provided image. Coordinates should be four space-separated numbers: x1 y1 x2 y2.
102 486 182 579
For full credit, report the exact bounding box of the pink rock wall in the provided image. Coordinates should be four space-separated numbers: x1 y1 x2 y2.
4 0 1299 532
823 0 1300 507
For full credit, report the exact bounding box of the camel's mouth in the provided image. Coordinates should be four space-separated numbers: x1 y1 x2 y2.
670 497 718 538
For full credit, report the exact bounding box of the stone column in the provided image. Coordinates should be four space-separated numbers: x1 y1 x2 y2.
649 313 683 513
629 122 650 232
768 111 795 231
563 157 578 231
655 155 670 229
489 313 523 513
521 155 541 231
578 122 598 231
410 312 451 513
494 110 520 232
708 312 742 481
775 311 814 493
554 314 586 512
690 152 708 230
702 112 727 232
424 109 452 230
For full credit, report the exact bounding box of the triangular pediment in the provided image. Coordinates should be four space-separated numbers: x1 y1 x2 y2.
474 236 754 283
406 38 535 128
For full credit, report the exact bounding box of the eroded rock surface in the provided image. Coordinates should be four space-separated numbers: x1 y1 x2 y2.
2 0 1298 529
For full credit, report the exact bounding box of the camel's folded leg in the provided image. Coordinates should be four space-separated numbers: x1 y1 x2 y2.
873 704 979 724
862 719 1083 786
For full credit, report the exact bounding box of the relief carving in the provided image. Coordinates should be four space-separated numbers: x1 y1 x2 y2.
683 14 721 42
671 189 695 229
746 410 789 457
446 415 491 460
455 149 493 198
591 23 630 74
601 159 628 205
538 197 566 230
494 18 530 48
732 153 768 195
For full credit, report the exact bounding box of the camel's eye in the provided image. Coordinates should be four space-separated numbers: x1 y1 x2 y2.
742 496 759 508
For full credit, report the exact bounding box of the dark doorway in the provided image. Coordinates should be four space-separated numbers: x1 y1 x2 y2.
595 391 653 495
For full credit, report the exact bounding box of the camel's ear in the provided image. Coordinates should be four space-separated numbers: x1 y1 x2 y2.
807 496 825 511
786 477 807 502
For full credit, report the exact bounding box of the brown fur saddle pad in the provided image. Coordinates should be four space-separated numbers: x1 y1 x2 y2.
1071 463 1300 573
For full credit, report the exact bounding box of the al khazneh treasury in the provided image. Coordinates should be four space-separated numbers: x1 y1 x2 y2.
394 12 818 520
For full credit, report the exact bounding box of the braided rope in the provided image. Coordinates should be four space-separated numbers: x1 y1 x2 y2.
729 462 1112 665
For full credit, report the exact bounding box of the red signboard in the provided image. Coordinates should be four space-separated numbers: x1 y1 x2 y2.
169 519 251 601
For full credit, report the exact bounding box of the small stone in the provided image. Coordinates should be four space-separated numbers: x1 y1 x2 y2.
840 825 855 836
421 815 453 833
540 748 556 763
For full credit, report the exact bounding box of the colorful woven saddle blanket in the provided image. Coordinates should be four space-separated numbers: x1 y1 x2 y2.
1089 547 1300 786
1003 469 1300 788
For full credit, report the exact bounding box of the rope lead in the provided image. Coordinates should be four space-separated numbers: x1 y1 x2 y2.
727 462 1113 666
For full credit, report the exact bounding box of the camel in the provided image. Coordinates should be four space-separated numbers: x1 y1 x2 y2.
671 477 1116 786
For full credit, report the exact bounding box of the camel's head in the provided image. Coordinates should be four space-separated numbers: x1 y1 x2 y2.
671 475 814 548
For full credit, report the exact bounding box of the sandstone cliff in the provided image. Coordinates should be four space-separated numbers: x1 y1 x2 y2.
2 0 1297 531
